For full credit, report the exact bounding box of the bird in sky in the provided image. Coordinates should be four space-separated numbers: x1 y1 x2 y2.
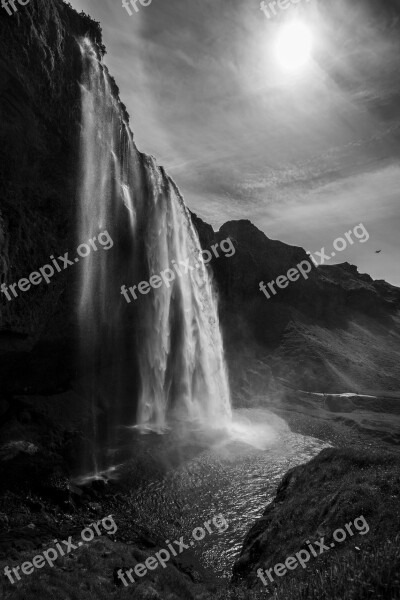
375 250 382 254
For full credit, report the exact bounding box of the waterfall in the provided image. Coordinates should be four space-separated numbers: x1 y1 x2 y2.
77 40 231 473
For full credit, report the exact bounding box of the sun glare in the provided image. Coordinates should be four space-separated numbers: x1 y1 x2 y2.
274 21 313 71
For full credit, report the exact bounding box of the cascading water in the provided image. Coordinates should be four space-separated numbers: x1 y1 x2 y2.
77 40 231 475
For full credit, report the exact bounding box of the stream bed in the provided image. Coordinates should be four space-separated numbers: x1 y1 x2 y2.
111 408 329 578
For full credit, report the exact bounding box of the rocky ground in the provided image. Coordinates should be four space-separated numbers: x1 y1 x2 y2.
0 376 399 599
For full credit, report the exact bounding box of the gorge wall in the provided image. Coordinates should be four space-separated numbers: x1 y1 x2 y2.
0 0 108 394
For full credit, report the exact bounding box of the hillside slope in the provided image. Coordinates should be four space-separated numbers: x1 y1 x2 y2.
230 448 400 600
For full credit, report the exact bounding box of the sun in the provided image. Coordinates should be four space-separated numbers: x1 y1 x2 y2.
274 21 313 71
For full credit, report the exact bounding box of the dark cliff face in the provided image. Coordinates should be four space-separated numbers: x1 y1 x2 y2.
192 214 400 394
0 0 109 393
0 1 134 394
0 0 101 337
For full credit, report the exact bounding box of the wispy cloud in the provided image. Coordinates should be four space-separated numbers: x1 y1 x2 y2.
70 0 400 284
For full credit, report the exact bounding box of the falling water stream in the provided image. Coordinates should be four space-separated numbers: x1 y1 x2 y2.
77 40 231 476
75 39 329 578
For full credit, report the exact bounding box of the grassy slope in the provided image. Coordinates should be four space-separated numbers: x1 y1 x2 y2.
221 447 400 600
270 311 400 394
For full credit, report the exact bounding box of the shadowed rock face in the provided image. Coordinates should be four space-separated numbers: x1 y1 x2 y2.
0 1 122 394
0 1 107 337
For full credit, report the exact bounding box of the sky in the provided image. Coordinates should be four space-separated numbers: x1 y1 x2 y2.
69 0 400 285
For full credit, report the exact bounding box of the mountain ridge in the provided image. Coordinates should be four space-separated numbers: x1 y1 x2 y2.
191 213 400 395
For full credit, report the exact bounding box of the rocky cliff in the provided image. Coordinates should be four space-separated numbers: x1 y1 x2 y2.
0 0 125 395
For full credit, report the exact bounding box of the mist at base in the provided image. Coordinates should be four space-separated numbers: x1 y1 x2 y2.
74 407 328 577
74 407 325 487
225 409 281 450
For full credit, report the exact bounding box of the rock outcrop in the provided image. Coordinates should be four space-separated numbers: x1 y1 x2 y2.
0 0 123 394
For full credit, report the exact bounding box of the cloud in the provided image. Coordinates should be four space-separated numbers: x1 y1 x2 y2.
69 0 400 284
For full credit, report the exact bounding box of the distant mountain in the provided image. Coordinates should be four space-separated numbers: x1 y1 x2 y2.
192 214 400 395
